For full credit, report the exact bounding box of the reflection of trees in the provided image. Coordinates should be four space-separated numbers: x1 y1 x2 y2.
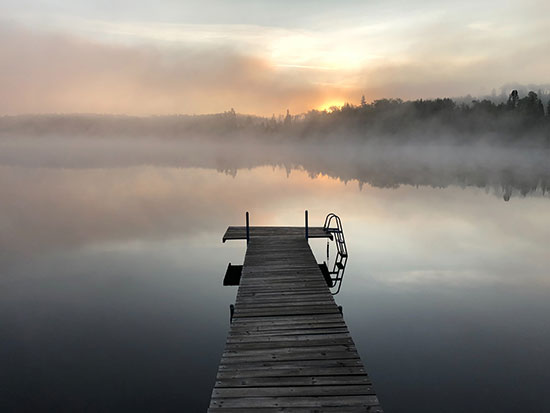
285 149 550 201
163 142 550 201
1 136 548 201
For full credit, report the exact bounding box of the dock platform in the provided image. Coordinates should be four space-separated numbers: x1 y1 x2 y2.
223 226 332 242
209 223 382 412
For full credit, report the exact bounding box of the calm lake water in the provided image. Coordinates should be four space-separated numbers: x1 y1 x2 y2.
1 142 550 412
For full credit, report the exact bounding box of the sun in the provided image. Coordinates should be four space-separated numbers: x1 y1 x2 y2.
317 100 346 112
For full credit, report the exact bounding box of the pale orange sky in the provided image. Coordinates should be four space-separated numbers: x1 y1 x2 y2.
1 0 549 116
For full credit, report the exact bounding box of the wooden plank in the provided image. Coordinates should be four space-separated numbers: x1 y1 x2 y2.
230 322 346 329
219 350 359 364
212 384 375 398
216 366 368 379
230 320 345 329
218 357 364 367
224 338 354 351
218 359 366 373
222 344 358 357
209 395 380 408
215 376 371 387
208 407 383 413
230 315 344 325
235 299 336 306
234 304 339 311
226 335 353 343
228 329 349 339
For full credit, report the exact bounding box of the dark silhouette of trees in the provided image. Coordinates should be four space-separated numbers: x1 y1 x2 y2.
284 109 292 126
284 90 550 145
507 90 519 109
517 91 545 117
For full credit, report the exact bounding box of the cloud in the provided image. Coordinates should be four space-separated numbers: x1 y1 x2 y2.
1 8 550 116
0 23 347 116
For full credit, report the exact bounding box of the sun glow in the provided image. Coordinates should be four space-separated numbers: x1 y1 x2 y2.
317 100 346 112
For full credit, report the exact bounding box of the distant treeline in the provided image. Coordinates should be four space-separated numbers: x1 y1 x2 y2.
289 90 550 144
1 90 549 145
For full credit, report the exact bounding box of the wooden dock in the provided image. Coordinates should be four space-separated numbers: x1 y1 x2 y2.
209 225 383 412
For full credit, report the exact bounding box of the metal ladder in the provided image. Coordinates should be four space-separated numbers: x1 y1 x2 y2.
323 213 348 295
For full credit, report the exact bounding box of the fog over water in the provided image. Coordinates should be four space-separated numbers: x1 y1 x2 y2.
1 134 550 412
1 135 549 200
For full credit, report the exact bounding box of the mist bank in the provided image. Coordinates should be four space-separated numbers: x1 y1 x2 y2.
1 136 548 201
1 91 550 145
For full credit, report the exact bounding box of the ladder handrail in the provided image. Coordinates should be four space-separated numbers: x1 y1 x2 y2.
323 213 348 295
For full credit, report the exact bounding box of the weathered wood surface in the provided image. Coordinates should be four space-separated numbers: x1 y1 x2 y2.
223 226 332 242
209 229 382 412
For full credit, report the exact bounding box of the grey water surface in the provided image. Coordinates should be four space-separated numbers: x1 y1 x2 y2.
1 138 550 412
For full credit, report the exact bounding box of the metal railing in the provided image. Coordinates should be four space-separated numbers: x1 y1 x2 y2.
323 213 348 295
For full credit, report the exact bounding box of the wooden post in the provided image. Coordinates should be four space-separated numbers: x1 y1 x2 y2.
305 210 309 241
246 211 250 245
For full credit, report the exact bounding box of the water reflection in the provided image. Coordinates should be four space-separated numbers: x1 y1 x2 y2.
1 240 242 412
1 141 550 411
1 137 549 200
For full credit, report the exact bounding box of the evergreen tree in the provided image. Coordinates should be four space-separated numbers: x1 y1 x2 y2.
507 90 519 109
284 109 292 126
518 91 544 117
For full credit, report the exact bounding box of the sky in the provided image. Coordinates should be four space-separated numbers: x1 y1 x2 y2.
1 0 549 116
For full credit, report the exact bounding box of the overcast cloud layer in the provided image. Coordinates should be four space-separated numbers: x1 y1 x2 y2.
1 0 549 115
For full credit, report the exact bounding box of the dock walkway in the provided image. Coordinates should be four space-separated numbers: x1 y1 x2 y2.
209 226 382 412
